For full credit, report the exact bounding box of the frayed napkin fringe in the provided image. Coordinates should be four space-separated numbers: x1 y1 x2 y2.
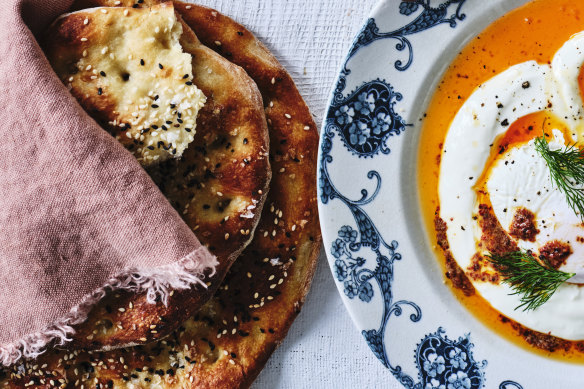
0 247 218 367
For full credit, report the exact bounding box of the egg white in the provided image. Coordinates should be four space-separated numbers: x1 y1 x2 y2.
439 32 584 340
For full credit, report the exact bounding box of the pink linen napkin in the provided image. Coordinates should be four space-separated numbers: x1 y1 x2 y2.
0 0 217 366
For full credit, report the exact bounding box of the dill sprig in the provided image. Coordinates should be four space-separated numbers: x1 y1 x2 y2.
486 250 574 311
534 134 584 220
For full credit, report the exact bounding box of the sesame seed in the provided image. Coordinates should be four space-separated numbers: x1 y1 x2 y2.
83 18 89 25
186 5 192 9
215 41 221 46
114 0 121 4
68 76 74 82
85 65 92 71
268 275 275 281
229 359 235 365
270 284 277 289
303 125 310 131
155 26 160 33
284 113 291 119
247 272 252 278
80 37 88 42
124 9 129 16
118 307 125 312
101 8 107 13
271 77 276 84
225 233 230 240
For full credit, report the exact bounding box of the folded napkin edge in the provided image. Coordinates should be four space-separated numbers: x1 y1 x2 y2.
0 246 218 367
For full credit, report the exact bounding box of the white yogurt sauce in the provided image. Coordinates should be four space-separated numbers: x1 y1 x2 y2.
439 32 584 340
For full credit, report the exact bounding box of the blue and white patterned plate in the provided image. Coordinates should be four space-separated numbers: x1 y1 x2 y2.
317 0 583 387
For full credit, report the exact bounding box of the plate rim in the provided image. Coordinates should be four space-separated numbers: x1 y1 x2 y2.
316 1 536 388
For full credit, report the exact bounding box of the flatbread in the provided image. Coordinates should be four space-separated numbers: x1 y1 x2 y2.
43 3 271 350
0 2 321 388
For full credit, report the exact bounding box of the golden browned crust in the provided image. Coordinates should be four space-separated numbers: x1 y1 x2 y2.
42 3 271 351
174 4 321 386
0 2 320 388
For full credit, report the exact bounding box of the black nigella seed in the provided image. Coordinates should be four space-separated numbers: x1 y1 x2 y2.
158 63 163 69
100 71 106 77
132 3 139 7
151 104 159 108
237 31 243 36
161 125 168 131
243 138 248 144
151 124 158 129
185 128 192 132
177 118 183 123
97 88 102 95
147 146 154 150
170 103 176 109
185 81 193 86
203 204 210 209
183 74 189 79
140 59 145 66
166 121 172 125
154 95 159 100
501 118 509 127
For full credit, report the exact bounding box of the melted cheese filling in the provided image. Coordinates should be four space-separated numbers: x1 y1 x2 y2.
65 5 205 165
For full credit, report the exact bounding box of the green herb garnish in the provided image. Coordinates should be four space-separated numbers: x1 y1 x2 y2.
534 134 584 220
486 250 574 311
